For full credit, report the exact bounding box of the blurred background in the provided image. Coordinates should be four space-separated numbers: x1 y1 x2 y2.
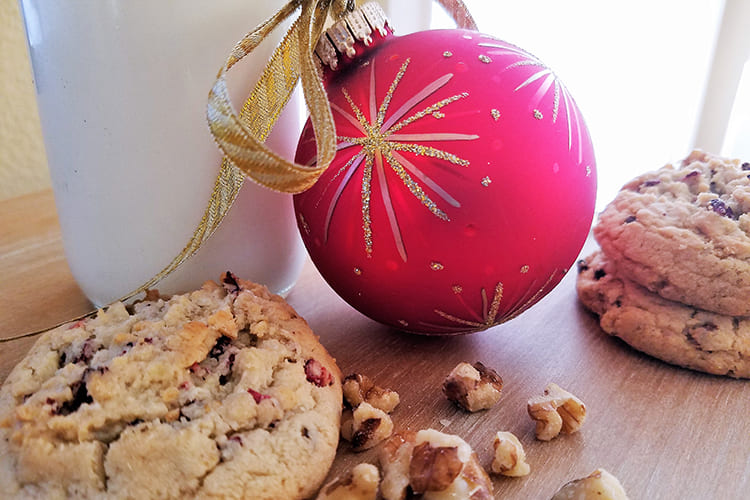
1 0 749 210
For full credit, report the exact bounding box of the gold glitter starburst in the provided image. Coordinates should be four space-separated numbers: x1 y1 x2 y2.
315 58 479 262
478 37 585 162
421 271 562 333
433 282 505 332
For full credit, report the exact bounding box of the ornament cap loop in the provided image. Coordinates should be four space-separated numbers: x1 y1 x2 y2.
314 2 391 71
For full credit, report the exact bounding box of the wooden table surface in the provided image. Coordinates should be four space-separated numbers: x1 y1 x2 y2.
1 189 749 499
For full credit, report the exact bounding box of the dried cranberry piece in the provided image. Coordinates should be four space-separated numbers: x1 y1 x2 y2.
576 259 589 274
643 180 660 187
209 336 232 359
593 269 606 280
219 353 236 385
222 272 241 294
247 388 271 404
684 170 700 179
71 339 98 365
708 198 734 218
189 362 208 378
67 319 87 330
624 215 636 223
742 162 750 171
304 359 334 387
56 379 93 416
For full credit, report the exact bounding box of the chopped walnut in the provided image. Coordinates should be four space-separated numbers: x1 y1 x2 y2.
491 431 530 477
527 383 586 441
378 431 416 500
343 373 400 413
551 468 630 500
442 362 503 412
316 463 380 500
378 429 493 500
341 402 394 452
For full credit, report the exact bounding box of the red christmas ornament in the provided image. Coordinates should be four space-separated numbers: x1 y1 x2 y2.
294 19 596 334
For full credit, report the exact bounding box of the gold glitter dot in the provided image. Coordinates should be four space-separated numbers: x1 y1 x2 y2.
533 109 543 120
520 265 530 274
430 261 445 271
443 51 453 58
478 54 492 64
398 320 409 327
452 285 463 294
432 111 445 119
298 213 310 235
481 176 492 187
354 267 362 276
491 109 501 121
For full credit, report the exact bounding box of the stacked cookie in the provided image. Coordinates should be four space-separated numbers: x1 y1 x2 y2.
577 150 750 378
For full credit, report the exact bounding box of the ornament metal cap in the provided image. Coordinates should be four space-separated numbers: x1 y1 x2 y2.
314 2 391 70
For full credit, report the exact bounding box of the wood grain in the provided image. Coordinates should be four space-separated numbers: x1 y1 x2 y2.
1 189 748 499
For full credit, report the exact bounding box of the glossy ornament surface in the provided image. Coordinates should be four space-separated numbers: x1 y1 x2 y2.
294 28 596 334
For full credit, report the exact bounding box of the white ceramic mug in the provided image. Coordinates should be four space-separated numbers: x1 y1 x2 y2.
19 0 306 306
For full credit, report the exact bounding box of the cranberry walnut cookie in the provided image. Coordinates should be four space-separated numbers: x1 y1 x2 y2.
577 251 750 378
0 274 343 499
593 150 750 316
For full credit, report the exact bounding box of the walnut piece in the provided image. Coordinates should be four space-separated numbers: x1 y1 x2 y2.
551 468 630 500
378 431 416 500
527 383 586 441
442 362 503 412
343 373 400 413
341 402 394 451
378 429 493 500
491 431 530 477
316 463 380 500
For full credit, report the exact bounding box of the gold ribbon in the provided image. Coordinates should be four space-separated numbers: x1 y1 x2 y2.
207 0 476 194
1 0 476 344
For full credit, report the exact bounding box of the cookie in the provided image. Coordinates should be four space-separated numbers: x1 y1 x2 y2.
577 250 750 378
0 274 343 499
593 150 750 316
